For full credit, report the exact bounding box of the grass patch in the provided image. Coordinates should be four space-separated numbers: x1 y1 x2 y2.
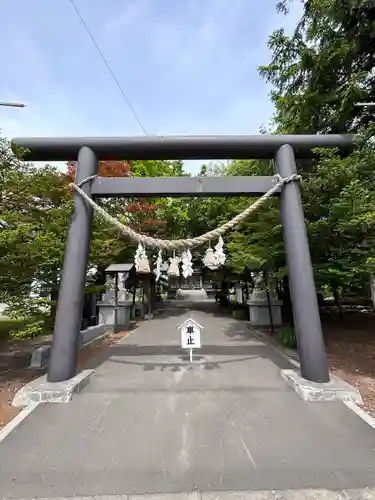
0 318 25 341
277 326 297 349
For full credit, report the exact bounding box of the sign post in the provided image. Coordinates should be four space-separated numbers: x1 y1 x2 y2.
178 318 203 362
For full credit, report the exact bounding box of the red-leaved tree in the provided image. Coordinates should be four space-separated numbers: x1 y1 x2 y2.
66 160 131 180
66 160 166 237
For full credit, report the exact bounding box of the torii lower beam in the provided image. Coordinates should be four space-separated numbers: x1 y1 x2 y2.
11 134 358 385
91 176 281 198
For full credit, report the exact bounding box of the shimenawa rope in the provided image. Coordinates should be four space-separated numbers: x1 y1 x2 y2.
70 173 300 251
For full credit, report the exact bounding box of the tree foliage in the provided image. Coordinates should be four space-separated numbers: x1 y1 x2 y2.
261 0 375 134
3 0 375 338
0 137 189 336
213 0 375 299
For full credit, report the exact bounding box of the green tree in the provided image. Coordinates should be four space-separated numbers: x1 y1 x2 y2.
189 0 375 307
0 137 74 334
0 136 191 337
254 0 375 303
261 0 375 134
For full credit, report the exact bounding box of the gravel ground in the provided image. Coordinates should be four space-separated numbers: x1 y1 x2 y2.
0 331 130 429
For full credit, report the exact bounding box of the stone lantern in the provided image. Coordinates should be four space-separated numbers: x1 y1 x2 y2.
97 263 134 331
246 270 283 328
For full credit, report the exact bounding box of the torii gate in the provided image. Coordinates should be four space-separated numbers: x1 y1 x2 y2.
12 134 356 385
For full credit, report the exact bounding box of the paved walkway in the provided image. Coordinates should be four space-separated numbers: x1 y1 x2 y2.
1 303 375 499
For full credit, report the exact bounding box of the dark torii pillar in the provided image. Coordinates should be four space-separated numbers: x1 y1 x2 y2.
48 147 99 382
275 144 330 383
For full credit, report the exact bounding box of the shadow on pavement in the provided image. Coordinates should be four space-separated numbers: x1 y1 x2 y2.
84 342 292 372
81 299 292 374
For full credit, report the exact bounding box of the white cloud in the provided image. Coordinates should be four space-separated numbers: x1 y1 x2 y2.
1 0 304 174
102 0 152 34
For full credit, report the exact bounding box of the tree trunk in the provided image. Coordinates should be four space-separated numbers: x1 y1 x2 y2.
47 270 59 332
333 287 344 319
282 276 294 326
369 275 375 311
131 284 136 320
49 286 59 330
94 266 106 288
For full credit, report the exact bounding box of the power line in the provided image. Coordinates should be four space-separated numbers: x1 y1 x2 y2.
0 101 26 108
69 0 148 135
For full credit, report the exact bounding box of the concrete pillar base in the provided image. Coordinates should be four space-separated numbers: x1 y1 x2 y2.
13 370 94 408
281 369 362 404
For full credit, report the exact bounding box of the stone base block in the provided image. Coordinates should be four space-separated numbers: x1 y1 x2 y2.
30 345 50 369
30 325 112 369
201 488 375 499
12 369 93 408
247 299 282 327
281 369 363 404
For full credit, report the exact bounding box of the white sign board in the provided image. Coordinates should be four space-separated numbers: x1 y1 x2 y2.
178 318 202 350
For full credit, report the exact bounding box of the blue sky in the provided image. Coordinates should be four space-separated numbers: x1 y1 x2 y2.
1 0 302 173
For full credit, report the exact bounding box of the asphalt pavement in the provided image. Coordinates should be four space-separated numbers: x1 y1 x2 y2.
1 303 375 499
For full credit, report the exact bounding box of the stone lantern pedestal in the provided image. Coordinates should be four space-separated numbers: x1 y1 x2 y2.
247 277 282 327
